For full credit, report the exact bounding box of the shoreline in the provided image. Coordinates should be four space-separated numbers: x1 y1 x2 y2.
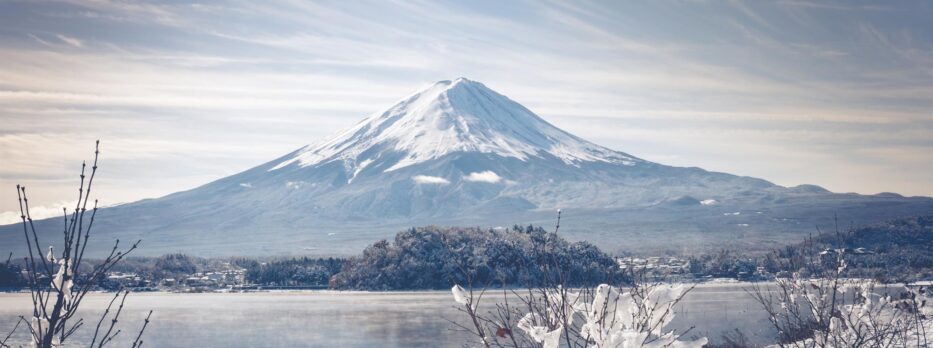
0 280 774 296
2 278 920 296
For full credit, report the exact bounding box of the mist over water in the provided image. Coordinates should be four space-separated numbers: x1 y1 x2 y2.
0 284 775 347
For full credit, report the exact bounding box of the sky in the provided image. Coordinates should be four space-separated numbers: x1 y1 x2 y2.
1 0 932 223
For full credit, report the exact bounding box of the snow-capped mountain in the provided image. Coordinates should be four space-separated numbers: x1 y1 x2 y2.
2 78 931 256
273 78 640 178
226 77 771 219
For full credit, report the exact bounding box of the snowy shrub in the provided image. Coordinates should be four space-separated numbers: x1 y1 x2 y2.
576 284 707 348
450 281 707 348
750 249 931 348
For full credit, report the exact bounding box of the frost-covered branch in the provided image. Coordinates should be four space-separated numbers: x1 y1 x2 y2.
6 141 154 348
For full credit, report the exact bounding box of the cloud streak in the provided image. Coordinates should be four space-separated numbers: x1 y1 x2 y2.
0 0 931 213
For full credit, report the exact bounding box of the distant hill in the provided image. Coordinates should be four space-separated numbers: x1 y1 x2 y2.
774 215 933 281
329 225 619 290
2 78 932 257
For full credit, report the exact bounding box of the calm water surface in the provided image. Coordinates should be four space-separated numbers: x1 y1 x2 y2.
0 283 775 347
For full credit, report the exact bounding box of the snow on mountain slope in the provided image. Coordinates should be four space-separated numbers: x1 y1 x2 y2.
271 78 640 180
169 78 782 218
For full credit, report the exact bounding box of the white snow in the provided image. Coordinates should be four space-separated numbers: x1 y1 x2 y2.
348 158 374 183
464 171 501 183
578 284 708 347
517 313 562 348
412 175 449 185
271 78 641 173
451 285 469 306
50 257 73 303
461 283 708 348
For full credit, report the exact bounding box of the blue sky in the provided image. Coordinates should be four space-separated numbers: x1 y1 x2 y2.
1 0 932 221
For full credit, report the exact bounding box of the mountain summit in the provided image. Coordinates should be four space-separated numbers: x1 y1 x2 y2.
272 78 639 178
2 78 931 256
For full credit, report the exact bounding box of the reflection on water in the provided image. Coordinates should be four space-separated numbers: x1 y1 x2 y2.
0 283 776 347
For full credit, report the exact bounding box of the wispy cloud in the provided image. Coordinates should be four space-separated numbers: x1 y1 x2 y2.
26 33 84 48
464 171 502 184
0 0 931 213
55 34 83 47
0 200 74 225
412 175 450 185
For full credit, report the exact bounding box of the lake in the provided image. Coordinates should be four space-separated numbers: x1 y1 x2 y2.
0 283 776 347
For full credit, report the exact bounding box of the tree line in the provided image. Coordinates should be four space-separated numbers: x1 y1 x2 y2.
3 216 930 290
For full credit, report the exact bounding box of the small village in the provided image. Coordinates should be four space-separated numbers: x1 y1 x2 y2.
102 269 249 292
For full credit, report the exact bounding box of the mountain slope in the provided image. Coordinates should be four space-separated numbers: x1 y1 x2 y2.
2 78 932 256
